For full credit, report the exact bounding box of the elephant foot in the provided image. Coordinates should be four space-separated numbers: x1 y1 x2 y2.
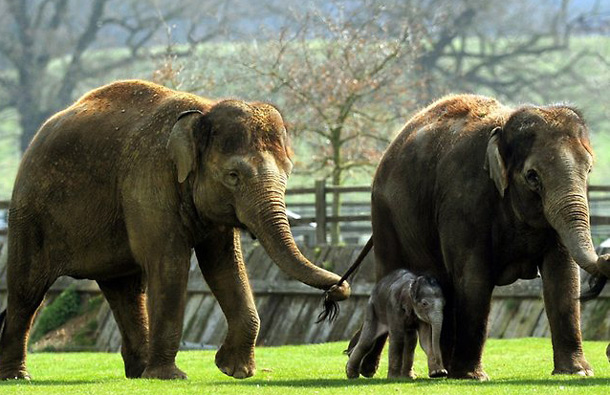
141 364 187 380
124 359 147 379
606 343 609 362
122 350 148 378
359 356 381 378
552 356 593 376
388 370 416 379
552 368 593 377
429 369 448 378
215 344 255 379
552 366 593 377
448 368 489 381
0 368 31 381
346 364 360 379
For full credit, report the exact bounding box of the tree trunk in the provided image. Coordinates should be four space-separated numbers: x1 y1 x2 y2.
18 108 50 152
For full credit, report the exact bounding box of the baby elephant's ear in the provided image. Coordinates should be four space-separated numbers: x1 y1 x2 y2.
167 110 205 183
410 276 423 301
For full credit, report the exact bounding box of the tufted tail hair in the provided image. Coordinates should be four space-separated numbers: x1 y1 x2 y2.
316 294 341 324
316 236 374 324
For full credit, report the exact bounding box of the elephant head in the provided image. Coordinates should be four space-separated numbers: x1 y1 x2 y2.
410 276 445 370
167 100 350 299
486 106 610 279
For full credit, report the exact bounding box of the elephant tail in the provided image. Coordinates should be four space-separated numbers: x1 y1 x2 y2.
316 236 374 323
580 274 607 302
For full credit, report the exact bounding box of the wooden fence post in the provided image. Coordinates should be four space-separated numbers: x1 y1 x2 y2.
315 179 327 245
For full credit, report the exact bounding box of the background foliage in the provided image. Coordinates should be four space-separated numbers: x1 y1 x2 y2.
0 0 609 201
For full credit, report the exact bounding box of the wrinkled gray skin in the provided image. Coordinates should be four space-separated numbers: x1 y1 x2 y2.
356 94 610 380
0 80 350 381
346 270 446 379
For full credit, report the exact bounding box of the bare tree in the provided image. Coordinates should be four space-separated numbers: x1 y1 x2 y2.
0 0 241 152
239 2 423 243
379 0 609 106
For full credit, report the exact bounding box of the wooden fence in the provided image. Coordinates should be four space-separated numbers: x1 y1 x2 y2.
0 184 609 351
2 182 610 243
284 181 610 245
0 243 608 352
285 180 371 246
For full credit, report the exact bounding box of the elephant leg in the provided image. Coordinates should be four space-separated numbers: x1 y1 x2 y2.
195 228 259 379
0 242 54 380
446 252 493 380
124 209 191 380
140 252 190 380
97 272 149 378
418 322 447 378
395 328 417 379
540 248 592 376
360 334 388 378
346 326 388 377
363 205 400 378
346 303 387 379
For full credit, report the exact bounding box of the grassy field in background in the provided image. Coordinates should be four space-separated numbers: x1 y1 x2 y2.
0 339 608 394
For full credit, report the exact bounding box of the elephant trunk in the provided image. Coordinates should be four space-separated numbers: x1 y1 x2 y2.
238 171 350 299
430 318 444 369
545 185 610 278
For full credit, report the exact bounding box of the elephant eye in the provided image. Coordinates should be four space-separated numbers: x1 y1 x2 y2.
225 170 240 187
420 300 430 308
525 169 541 190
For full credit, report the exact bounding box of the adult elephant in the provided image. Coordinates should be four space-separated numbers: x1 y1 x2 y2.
0 80 350 380
359 94 610 380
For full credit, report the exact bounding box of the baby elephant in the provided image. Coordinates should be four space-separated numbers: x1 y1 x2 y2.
346 269 446 379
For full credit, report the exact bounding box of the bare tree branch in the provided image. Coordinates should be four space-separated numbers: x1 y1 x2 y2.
56 0 110 104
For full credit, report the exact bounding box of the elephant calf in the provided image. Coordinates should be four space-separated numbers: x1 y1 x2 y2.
346 269 446 379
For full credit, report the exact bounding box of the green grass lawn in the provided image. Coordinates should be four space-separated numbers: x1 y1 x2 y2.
0 339 608 394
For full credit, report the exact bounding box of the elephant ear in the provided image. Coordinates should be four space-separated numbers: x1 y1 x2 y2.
167 110 205 183
410 276 423 303
485 126 508 198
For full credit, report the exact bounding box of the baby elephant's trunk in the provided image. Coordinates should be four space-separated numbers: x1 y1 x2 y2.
431 317 444 369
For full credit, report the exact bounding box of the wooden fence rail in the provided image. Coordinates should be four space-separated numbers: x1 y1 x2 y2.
2 182 610 242
0 244 608 351
285 181 610 245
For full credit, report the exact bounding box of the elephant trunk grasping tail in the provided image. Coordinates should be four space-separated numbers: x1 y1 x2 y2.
317 236 373 322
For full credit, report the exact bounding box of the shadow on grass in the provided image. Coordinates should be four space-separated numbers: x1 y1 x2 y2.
0 379 112 386
212 377 610 388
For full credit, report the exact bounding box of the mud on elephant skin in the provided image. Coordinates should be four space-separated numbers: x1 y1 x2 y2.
0 80 350 381
360 94 607 380
346 270 446 379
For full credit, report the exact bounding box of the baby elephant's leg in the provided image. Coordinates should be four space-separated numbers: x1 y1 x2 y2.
400 329 418 378
418 322 447 378
387 312 416 379
346 303 386 379
387 325 417 379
